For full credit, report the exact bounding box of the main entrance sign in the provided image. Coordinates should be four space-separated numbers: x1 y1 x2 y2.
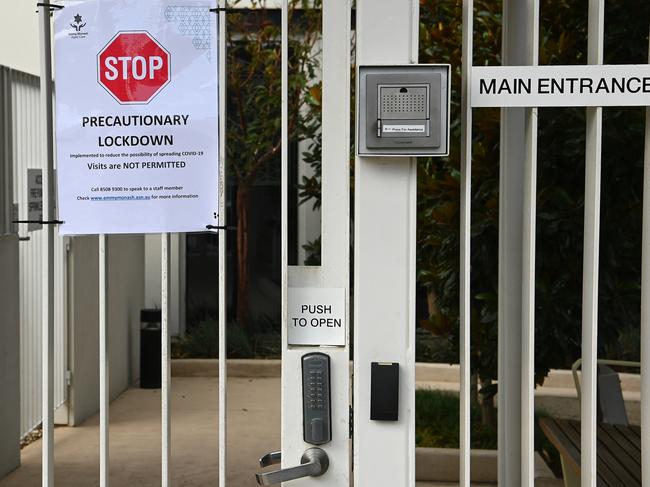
472 64 650 107
98 31 171 104
54 0 219 235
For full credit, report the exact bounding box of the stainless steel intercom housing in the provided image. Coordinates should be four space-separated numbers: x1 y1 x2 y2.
357 64 451 157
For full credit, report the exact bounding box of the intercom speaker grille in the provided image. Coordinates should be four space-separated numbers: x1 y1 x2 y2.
379 84 429 120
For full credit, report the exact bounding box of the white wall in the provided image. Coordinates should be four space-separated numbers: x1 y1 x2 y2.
0 0 293 78
11 70 69 436
68 235 144 426
0 3 42 77
0 234 21 478
1 7 148 433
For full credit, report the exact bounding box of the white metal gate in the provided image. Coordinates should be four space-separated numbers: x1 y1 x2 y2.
27 1 650 486
461 1 649 486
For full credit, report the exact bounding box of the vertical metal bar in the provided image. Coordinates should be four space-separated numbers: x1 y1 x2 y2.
521 111 538 487
408 9 419 487
99 234 109 487
459 2 473 486
641 31 650 487
320 2 353 485
521 2 539 486
217 0 227 484
161 233 171 487
38 3 55 486
179 235 187 338
280 0 288 464
581 2 604 487
353 1 418 485
498 2 526 483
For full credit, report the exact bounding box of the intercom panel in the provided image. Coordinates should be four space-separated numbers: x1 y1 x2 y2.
357 64 451 157
302 353 332 445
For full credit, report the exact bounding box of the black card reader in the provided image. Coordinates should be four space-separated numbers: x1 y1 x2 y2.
370 362 399 421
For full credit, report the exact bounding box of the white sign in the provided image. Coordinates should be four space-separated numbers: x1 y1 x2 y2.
288 288 346 346
27 169 42 232
383 125 426 134
472 65 650 107
54 0 219 235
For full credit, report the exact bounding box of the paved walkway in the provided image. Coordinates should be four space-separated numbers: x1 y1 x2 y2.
1 375 559 486
1 377 280 487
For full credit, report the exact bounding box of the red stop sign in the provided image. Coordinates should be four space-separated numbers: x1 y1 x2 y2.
97 31 171 104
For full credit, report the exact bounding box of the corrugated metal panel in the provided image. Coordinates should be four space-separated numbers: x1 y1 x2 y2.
0 66 13 235
11 68 67 437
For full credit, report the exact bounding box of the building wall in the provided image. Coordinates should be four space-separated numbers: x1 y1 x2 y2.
68 235 144 426
0 0 283 78
0 235 21 478
10 68 69 436
0 3 41 77
1 3 148 439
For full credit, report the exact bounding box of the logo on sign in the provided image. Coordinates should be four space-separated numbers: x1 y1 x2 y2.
68 13 88 39
97 31 171 105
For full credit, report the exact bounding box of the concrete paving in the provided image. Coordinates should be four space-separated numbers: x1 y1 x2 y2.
0 374 559 487
0 377 280 487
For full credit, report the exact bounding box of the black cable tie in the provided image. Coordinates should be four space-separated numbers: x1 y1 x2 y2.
36 2 64 10
13 219 64 225
205 224 236 230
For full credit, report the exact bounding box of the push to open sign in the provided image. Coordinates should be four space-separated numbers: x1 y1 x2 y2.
288 288 346 346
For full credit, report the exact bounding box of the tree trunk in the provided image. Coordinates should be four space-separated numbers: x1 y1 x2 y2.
470 372 479 411
480 378 497 426
426 289 440 320
236 182 250 326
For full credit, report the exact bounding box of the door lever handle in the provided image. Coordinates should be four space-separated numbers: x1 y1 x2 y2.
259 451 281 468
255 448 329 485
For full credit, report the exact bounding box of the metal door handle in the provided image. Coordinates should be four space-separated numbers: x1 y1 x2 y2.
259 451 281 468
255 448 329 485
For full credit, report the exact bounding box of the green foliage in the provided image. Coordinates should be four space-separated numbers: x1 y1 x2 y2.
415 329 458 363
174 317 281 359
226 0 322 185
298 36 357 266
302 235 322 266
415 390 561 475
175 319 221 358
417 0 502 384
417 0 650 388
416 389 496 449
603 325 641 362
226 0 323 323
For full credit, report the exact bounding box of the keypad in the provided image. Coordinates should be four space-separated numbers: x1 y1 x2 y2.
302 353 331 445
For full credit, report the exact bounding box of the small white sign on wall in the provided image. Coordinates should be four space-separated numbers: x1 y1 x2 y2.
288 287 346 346
27 169 43 232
